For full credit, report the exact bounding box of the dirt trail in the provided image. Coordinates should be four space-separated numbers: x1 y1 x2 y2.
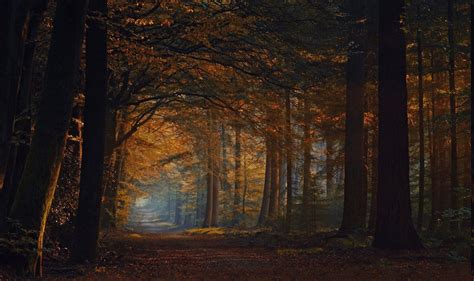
40 231 470 281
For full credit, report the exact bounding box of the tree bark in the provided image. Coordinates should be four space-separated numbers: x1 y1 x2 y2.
0 0 35 186
203 111 214 228
8 0 89 276
72 0 108 263
285 92 293 230
428 48 441 232
233 125 242 225
447 0 459 217
0 3 45 224
368 127 377 231
340 0 368 234
258 139 272 226
211 125 221 227
242 145 248 217
268 140 280 220
175 189 181 225
373 0 423 250
302 95 312 229
416 3 425 230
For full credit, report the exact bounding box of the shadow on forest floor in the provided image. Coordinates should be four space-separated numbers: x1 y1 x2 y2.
1 228 463 280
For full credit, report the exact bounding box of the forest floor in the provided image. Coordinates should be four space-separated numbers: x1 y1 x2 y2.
24 228 468 281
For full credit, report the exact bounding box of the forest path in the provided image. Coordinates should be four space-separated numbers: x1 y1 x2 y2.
43 231 470 280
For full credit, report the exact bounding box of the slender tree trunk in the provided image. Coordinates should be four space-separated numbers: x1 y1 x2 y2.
233 125 242 225
203 111 213 228
447 0 459 218
268 140 280 220
0 0 35 186
0 4 45 224
285 92 293 230
340 0 368 234
325 135 335 199
470 2 473 267
242 146 248 217
101 108 118 229
258 139 272 225
8 0 89 276
221 125 230 191
368 127 378 231
416 3 425 230
211 125 221 227
109 143 125 224
302 96 312 229
175 189 181 225
72 0 108 262
373 0 423 250
195 179 202 226
428 49 441 232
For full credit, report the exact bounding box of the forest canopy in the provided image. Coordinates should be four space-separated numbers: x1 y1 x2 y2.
0 0 471 279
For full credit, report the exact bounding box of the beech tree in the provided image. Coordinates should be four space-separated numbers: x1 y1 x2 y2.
340 0 368 234
373 0 423 250
8 0 89 276
72 0 108 262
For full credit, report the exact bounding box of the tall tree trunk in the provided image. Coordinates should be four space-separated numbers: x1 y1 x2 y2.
325 135 335 199
233 125 242 225
242 145 248 217
8 0 89 276
72 0 108 263
285 92 293 230
101 108 118 229
416 3 425 230
373 0 423 250
302 96 312 229
268 140 280 220
0 3 45 224
368 127 378 231
211 125 221 227
428 49 441 232
203 111 213 228
340 0 368 234
447 0 459 218
258 139 272 225
221 125 230 191
175 189 181 225
0 0 35 186
470 2 473 267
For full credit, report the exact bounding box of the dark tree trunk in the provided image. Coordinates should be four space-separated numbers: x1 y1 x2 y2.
221 125 230 192
416 4 425 230
0 0 35 186
242 146 248 217
368 127 378 231
72 0 108 263
285 92 293 230
447 0 459 217
470 2 473 267
340 0 368 234
101 108 118 228
203 111 213 228
211 126 221 227
373 0 422 250
302 96 312 229
0 5 44 225
175 191 181 225
325 135 335 199
268 140 280 220
233 125 242 225
8 0 89 276
258 139 272 226
428 49 441 232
